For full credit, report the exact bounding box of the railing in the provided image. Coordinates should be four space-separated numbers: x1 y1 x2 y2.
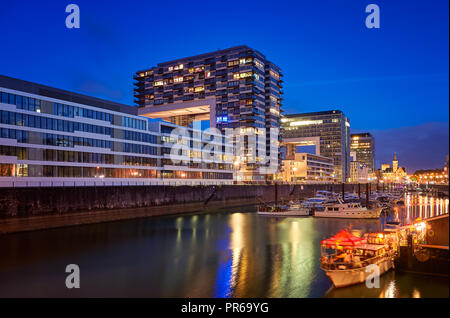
320 252 394 271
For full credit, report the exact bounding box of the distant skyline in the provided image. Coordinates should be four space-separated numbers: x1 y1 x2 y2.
0 0 448 171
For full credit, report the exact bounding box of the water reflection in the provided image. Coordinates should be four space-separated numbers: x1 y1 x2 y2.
0 197 447 298
325 270 448 298
400 193 449 225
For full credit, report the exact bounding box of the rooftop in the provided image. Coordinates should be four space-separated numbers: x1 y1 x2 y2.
136 45 280 73
0 74 137 115
284 110 345 118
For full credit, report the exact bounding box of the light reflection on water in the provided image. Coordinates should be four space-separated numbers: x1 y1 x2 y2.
401 193 448 224
0 195 447 298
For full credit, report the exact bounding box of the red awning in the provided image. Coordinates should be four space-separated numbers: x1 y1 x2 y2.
321 230 367 247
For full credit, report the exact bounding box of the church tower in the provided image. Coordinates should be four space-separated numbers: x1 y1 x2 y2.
393 153 398 172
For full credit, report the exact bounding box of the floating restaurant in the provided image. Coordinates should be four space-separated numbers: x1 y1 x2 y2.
321 213 449 288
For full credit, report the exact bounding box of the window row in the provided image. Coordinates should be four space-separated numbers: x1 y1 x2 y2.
53 103 114 123
0 110 114 136
1 91 41 112
122 129 158 144
122 116 147 131
0 164 160 178
42 133 114 150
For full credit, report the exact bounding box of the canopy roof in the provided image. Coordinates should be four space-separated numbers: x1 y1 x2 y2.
321 230 367 247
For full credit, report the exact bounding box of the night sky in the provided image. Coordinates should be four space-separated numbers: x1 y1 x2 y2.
1 0 448 172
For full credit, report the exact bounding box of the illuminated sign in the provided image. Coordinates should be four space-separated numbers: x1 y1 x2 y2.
216 116 229 123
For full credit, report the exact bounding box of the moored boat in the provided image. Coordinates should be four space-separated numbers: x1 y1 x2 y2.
257 201 311 216
314 198 382 219
320 230 397 288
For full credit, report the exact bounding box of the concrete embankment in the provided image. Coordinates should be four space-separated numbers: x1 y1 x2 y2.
0 183 373 234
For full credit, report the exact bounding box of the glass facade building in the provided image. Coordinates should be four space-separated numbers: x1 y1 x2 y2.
350 132 375 173
135 46 282 182
0 75 234 187
281 110 351 182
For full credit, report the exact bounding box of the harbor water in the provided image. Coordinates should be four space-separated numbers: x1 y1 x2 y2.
0 193 448 298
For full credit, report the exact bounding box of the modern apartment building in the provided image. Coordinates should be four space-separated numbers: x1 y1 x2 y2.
278 152 334 183
0 75 234 187
350 132 375 173
281 110 351 182
134 46 283 182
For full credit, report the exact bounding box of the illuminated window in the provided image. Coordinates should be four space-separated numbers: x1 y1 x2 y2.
240 72 252 79
270 70 279 80
174 76 183 83
228 60 239 67
254 60 264 69
154 81 163 86
233 73 240 80
194 86 204 92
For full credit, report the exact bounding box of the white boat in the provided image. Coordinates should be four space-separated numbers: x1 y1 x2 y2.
258 202 311 216
320 231 397 288
314 198 382 219
322 244 394 288
302 197 328 209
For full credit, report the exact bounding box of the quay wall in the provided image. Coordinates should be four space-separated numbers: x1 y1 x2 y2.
0 183 379 218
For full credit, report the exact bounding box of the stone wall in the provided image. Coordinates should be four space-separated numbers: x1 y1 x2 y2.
0 183 378 218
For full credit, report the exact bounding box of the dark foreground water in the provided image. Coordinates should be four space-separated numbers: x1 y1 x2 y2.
0 194 448 298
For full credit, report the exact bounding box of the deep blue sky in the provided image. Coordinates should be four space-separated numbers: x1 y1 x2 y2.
1 0 448 172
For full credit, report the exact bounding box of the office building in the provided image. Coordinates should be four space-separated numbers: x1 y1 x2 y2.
281 110 350 182
278 152 334 183
350 132 375 172
134 46 283 182
0 75 234 187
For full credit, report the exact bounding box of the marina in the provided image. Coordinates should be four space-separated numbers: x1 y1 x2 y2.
0 192 447 298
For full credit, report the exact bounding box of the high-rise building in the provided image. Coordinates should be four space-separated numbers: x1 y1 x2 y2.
134 46 283 182
0 75 235 187
350 133 375 173
281 110 350 182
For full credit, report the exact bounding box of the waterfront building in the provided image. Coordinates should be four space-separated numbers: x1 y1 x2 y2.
350 133 375 172
0 75 235 187
278 152 334 183
378 153 407 183
349 161 369 183
134 46 283 182
412 168 449 184
281 110 351 182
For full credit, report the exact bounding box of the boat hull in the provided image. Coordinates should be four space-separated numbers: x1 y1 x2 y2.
323 257 393 288
314 208 382 219
258 209 310 216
